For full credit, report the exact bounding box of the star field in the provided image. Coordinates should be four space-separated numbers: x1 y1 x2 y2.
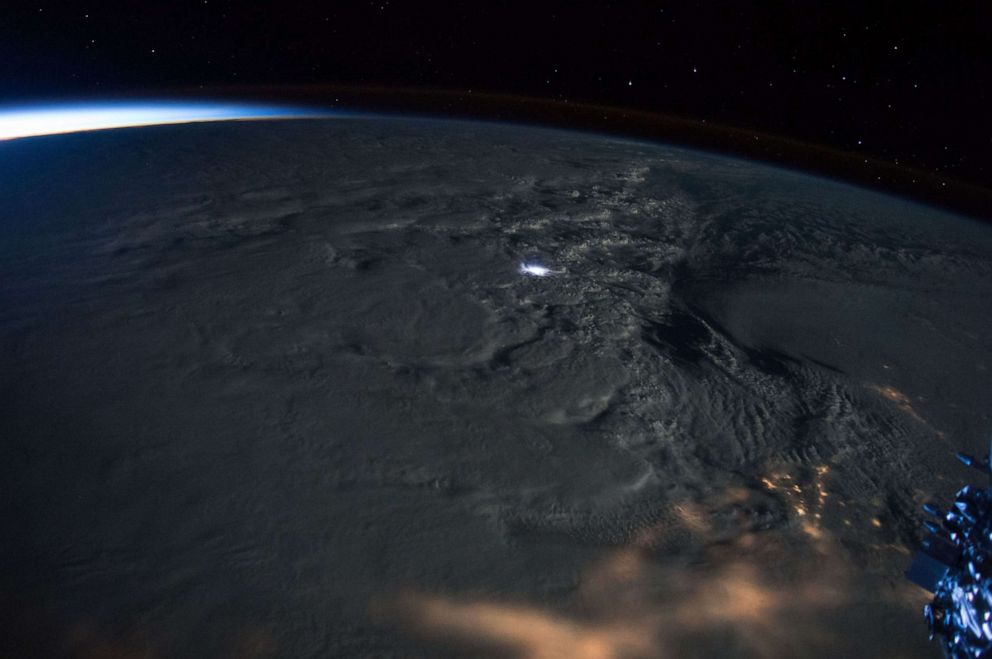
1 1 989 195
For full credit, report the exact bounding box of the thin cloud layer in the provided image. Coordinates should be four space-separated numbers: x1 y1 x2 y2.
376 475 934 659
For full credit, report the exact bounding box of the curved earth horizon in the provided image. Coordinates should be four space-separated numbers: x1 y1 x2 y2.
1 113 988 658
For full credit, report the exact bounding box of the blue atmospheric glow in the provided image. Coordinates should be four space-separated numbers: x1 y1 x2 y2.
0 101 324 140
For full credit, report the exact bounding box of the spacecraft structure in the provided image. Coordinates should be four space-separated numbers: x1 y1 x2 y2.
907 443 992 658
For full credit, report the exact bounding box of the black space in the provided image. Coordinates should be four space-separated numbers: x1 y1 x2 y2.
2 2 990 211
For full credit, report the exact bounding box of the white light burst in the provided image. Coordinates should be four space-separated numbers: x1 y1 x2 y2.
518 262 560 277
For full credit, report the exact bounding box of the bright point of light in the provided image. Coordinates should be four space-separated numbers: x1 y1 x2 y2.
0 101 326 141
519 262 557 277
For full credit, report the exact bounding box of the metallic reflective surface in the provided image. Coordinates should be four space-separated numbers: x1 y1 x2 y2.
909 446 992 658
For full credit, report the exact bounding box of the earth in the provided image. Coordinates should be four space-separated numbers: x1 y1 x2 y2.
2 116 991 659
